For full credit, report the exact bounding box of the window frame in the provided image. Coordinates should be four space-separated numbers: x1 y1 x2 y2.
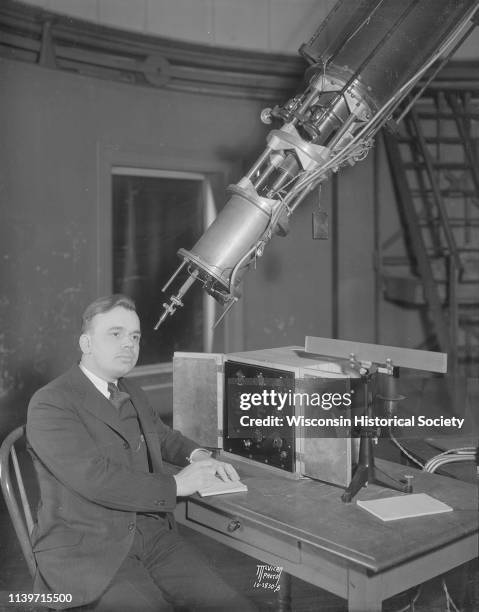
111 166 216 360
97 143 244 379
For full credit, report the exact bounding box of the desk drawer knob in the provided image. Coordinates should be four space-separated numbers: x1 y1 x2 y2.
227 519 241 533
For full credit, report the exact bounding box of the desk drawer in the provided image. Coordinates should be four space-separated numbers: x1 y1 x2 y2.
186 502 301 563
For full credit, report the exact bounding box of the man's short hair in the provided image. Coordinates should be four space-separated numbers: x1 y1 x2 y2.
81 294 137 333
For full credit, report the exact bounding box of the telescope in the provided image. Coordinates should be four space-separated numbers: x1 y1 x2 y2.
155 0 478 329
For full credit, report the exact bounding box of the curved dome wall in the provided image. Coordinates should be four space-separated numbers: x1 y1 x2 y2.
18 0 479 58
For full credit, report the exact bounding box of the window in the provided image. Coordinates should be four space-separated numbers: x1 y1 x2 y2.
112 169 215 365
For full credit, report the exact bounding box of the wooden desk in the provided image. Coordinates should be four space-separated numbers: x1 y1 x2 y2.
173 459 478 612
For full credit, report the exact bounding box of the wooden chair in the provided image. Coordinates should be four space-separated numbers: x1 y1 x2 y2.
0 425 37 577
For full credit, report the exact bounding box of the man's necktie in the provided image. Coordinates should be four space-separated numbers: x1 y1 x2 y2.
107 382 131 410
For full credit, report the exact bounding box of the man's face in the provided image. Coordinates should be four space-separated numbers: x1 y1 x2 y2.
79 306 141 381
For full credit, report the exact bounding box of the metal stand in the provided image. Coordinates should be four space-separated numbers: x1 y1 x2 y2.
341 372 409 503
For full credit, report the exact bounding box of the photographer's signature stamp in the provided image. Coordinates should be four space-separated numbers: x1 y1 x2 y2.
253 564 283 592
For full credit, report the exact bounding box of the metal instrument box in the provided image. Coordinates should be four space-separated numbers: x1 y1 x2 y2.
173 345 360 487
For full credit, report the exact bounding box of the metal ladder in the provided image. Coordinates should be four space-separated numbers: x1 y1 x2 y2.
381 88 479 378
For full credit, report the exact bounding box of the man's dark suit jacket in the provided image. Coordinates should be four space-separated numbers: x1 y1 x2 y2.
26 364 199 608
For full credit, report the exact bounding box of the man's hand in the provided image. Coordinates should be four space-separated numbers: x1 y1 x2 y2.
173 459 239 497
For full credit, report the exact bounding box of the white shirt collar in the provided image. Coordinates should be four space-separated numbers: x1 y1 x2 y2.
79 363 117 399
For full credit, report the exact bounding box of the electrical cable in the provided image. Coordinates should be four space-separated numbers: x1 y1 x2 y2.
389 429 425 469
424 447 476 473
442 578 462 612
390 434 476 612
389 584 423 612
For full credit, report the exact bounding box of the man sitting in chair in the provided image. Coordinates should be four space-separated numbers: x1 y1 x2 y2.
27 294 256 611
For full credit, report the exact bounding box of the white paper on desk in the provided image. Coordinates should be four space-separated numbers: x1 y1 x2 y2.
198 478 248 497
357 493 453 521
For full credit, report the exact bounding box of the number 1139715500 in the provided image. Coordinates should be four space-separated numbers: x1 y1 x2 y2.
8 593 73 605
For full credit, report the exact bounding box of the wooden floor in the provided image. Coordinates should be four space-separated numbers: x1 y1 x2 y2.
0 445 477 611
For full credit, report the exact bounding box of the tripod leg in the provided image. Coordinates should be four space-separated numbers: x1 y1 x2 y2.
372 465 409 493
341 464 369 503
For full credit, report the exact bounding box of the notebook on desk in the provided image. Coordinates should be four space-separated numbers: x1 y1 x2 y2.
198 477 248 497
357 493 453 521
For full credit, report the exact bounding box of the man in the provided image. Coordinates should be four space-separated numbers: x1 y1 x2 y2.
27 294 256 611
